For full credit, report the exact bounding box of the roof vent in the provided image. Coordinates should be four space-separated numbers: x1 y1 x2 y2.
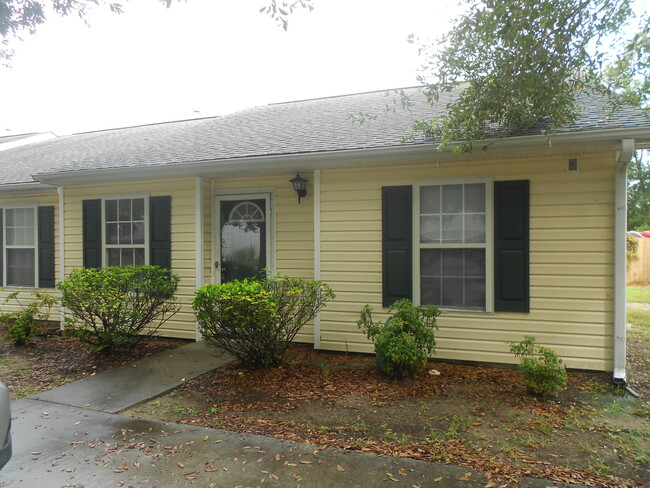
568 157 579 172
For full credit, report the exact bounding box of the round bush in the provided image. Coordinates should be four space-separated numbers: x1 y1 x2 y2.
58 266 180 351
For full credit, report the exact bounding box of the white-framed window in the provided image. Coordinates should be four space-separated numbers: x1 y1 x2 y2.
102 194 149 267
3 205 38 287
414 177 494 312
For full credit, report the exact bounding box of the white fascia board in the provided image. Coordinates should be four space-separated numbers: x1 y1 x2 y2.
30 126 650 185
0 182 59 194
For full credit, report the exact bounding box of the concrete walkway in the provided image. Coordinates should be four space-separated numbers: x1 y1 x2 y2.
2 342 589 488
31 341 233 413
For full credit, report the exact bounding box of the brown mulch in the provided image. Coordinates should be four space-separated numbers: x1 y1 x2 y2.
0 324 190 400
169 345 647 488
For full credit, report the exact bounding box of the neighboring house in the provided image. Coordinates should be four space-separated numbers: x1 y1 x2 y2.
1 87 649 383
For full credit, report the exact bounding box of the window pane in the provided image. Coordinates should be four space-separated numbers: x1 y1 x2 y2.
466 278 486 308
119 199 132 221
464 183 485 213
15 228 26 246
134 248 145 265
14 208 25 227
24 208 35 227
5 209 14 226
441 215 463 243
5 228 15 246
441 185 462 213
420 215 440 243
106 223 118 245
107 248 120 266
6 249 35 287
118 223 132 245
132 221 145 244
465 249 486 277
464 214 486 243
106 200 118 222
421 249 441 276
442 277 463 307
442 249 463 276
121 248 134 266
420 185 440 214
132 199 145 221
421 277 441 306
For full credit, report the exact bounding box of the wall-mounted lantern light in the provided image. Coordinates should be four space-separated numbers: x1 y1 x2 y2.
290 172 307 203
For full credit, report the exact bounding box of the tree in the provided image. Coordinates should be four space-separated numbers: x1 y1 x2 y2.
0 0 312 63
407 0 649 153
628 150 650 231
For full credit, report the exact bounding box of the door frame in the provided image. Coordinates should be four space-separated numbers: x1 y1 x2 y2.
212 189 275 285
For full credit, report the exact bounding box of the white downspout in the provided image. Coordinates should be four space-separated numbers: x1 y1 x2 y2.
195 177 205 341
58 186 65 330
613 138 634 383
313 169 321 349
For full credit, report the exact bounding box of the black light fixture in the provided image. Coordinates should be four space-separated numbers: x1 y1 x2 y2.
290 172 307 203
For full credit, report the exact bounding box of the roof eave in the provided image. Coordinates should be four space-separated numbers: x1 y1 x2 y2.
31 126 650 185
0 181 59 195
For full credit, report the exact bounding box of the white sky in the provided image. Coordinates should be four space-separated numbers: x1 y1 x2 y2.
0 0 461 136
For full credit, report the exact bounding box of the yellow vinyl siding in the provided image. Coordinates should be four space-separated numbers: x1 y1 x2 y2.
318 152 616 371
213 174 314 342
63 179 198 339
0 190 60 317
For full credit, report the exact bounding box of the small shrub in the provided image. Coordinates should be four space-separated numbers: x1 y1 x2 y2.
193 275 335 367
357 299 440 379
509 336 567 396
58 266 180 352
1 290 57 346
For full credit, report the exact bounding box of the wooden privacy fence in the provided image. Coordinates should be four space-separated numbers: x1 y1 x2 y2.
628 237 650 284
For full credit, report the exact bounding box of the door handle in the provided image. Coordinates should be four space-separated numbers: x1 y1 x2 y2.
214 260 219 269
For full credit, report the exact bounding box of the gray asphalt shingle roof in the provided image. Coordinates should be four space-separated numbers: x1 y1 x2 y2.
1 87 649 185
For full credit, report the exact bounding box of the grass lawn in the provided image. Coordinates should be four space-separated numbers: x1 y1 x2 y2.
627 285 650 303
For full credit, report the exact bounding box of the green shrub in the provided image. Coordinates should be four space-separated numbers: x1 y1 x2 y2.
509 336 567 396
357 299 440 379
58 266 180 352
1 290 57 346
193 275 335 367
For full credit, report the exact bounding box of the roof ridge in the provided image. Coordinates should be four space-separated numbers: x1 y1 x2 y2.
267 85 424 106
68 115 222 137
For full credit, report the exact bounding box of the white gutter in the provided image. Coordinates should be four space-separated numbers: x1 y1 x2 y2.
0 182 58 194
313 169 321 349
195 177 204 341
31 127 650 186
57 186 65 330
613 138 635 383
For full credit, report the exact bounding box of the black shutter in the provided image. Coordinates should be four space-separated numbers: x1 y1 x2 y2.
38 206 55 288
150 196 172 270
83 199 102 268
382 186 412 307
494 180 530 313
0 209 3 286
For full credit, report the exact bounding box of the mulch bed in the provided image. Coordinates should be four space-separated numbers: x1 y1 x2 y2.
169 345 648 488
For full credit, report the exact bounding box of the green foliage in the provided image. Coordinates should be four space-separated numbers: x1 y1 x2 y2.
193 274 334 367
509 336 567 397
357 299 440 379
627 151 650 230
58 265 180 352
1 290 57 346
627 233 640 262
407 0 648 152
